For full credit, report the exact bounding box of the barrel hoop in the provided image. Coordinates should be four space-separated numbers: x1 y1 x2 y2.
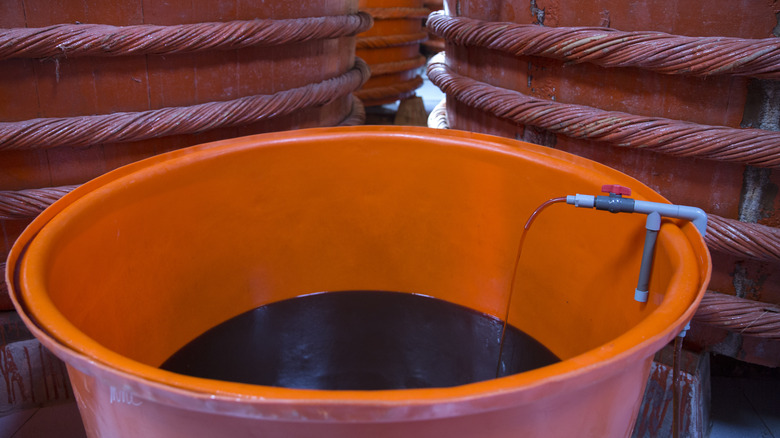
337 94 367 127
705 214 780 264
427 12 780 79
361 8 431 20
0 13 373 61
695 291 780 339
427 56 780 167
357 32 428 49
0 59 369 151
353 75 423 103
368 55 426 76
0 98 365 218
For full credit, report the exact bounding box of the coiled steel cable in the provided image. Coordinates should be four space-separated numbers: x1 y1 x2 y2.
0 59 369 151
353 76 424 102
0 96 364 221
706 215 780 264
0 13 373 61
427 57 780 167
0 186 78 220
341 95 367 127
426 12 780 79
694 291 780 339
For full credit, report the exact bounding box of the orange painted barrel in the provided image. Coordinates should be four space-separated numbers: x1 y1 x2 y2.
355 0 428 106
8 126 709 437
427 0 780 364
0 1 370 304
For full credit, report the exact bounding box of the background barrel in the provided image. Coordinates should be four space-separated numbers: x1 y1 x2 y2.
355 0 428 106
427 0 780 367
0 0 370 416
0 0 371 310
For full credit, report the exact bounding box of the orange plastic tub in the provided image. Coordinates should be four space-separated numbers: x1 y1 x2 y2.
7 126 710 437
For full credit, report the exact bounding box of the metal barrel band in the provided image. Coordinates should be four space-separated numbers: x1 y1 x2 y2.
427 57 780 168
0 186 78 220
0 58 370 151
705 215 780 264
695 291 780 339
0 13 373 61
337 95 367 127
426 12 780 79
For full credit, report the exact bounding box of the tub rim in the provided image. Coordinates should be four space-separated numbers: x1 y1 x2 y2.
6 125 711 422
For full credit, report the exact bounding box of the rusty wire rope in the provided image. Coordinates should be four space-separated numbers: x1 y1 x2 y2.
0 59 369 151
706 215 780 264
426 12 780 79
694 291 780 339
0 13 373 61
341 95 367 127
367 55 427 76
427 57 780 168
0 186 78 220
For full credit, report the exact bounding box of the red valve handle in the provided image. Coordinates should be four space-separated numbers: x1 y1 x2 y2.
601 184 632 196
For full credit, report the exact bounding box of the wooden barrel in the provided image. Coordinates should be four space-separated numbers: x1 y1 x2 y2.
355 0 429 106
426 0 780 366
0 0 371 309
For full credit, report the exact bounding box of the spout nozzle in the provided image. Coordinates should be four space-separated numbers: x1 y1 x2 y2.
566 194 595 208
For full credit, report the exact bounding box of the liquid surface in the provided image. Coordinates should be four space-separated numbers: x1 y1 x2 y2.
161 291 560 390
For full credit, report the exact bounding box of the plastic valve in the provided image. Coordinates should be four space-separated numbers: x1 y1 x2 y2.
601 184 632 196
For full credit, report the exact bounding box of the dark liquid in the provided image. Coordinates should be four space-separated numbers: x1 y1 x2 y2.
161 291 559 390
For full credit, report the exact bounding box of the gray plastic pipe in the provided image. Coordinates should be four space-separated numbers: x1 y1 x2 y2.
566 187 707 303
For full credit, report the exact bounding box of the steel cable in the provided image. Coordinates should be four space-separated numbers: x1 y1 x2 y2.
0 13 373 61
694 291 780 339
427 57 780 167
705 215 780 264
0 59 369 151
426 12 780 79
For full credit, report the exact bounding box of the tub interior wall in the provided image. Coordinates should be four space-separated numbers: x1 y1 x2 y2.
34 135 696 368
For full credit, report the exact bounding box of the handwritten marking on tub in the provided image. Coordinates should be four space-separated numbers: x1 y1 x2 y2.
110 386 142 406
